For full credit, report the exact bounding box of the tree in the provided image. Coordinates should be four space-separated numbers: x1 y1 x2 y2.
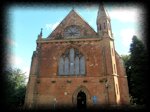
121 54 133 104
121 54 131 73
5 68 26 108
121 55 131 89
122 35 148 105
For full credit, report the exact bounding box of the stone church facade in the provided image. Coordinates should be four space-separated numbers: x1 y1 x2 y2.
24 4 129 109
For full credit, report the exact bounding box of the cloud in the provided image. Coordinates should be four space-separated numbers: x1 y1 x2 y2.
84 4 97 11
22 66 30 83
8 54 30 83
109 7 140 23
45 22 60 31
9 55 23 67
120 28 137 47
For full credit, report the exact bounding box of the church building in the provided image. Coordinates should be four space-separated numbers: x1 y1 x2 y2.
24 4 130 109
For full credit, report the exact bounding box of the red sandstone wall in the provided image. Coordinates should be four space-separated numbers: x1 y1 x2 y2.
25 38 129 108
35 39 111 107
115 53 130 104
36 77 109 107
39 40 104 78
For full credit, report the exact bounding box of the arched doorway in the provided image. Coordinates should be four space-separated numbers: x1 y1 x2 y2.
77 91 86 109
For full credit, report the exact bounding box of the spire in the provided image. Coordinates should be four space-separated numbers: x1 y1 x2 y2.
38 28 43 39
97 3 110 19
97 3 112 38
40 28 43 36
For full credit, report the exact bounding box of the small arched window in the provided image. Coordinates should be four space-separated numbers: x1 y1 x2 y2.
104 22 106 29
99 24 101 30
58 48 85 76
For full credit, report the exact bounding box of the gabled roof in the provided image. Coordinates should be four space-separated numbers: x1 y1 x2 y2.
47 9 97 39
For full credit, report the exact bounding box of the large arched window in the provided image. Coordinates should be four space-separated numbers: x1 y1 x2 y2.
58 48 85 76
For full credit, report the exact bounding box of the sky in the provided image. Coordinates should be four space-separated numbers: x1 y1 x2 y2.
7 3 143 82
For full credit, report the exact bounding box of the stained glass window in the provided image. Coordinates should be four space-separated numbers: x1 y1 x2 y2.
58 57 64 75
80 56 85 75
64 57 69 75
75 57 79 75
58 48 85 76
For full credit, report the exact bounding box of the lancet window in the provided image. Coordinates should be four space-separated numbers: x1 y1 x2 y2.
58 48 85 76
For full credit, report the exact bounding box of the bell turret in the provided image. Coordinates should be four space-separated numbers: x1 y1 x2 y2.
97 4 113 38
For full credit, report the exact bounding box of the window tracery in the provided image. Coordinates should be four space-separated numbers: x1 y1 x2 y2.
58 48 85 76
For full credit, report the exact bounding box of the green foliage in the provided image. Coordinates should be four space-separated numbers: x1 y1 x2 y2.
121 35 148 105
5 68 26 108
121 54 131 68
129 36 148 105
121 54 135 105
